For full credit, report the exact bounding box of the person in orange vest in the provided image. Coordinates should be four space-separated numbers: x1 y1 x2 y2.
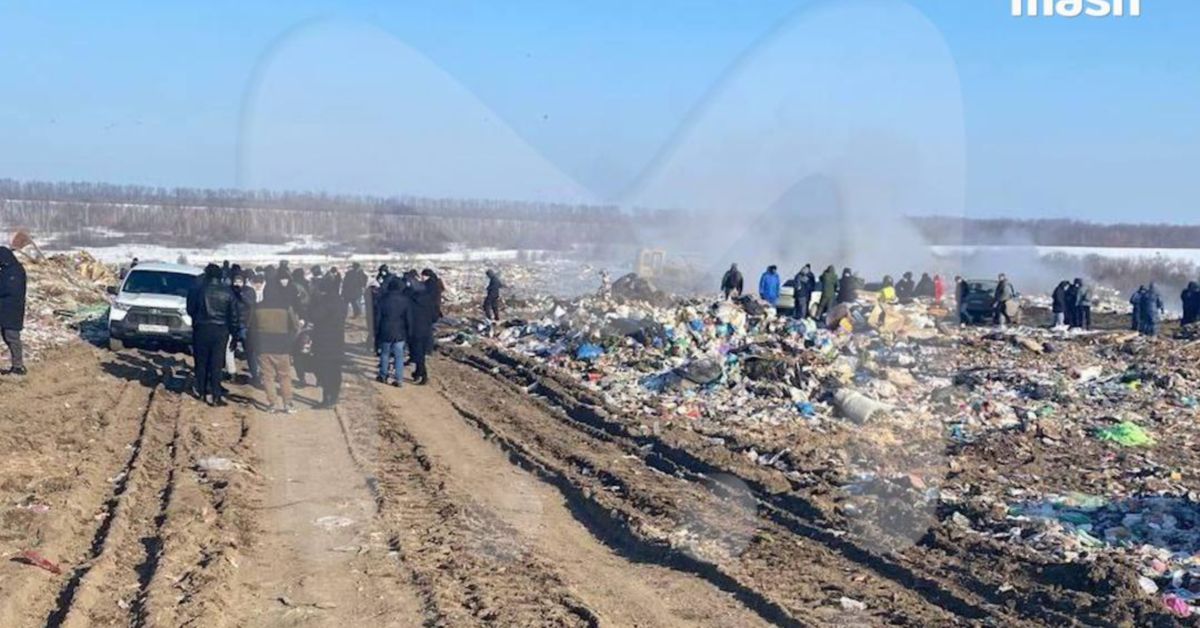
933 274 945 303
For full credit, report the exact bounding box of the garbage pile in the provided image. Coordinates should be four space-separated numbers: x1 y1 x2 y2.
441 271 1200 616
18 251 114 359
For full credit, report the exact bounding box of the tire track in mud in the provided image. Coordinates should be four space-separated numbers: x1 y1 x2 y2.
0 354 146 628
436 346 1030 626
456 345 1096 626
374 412 602 627
44 378 165 628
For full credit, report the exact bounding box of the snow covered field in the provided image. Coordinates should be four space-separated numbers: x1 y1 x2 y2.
930 245 1200 265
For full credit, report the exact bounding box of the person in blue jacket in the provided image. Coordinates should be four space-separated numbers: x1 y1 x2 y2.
758 265 781 306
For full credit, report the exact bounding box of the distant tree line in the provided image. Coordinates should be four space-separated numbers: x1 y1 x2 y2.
0 179 684 252
911 216 1200 249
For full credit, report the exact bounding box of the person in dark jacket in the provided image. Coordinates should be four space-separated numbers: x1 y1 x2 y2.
231 269 259 384
914 273 934 298
720 264 744 300
896 272 915 304
792 264 815 319
342 263 369 318
187 264 236 406
252 277 300 413
483 269 503 321
1051 281 1070 327
816 265 838 317
1139 283 1164 336
375 277 410 386
0 247 27 375
1181 282 1200 326
406 276 437 385
421 268 446 321
309 274 347 407
1073 278 1093 330
1063 281 1079 328
955 276 970 324
1130 286 1146 331
288 267 313 386
836 268 857 304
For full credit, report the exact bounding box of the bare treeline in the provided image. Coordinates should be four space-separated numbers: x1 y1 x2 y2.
0 179 656 252
912 216 1200 249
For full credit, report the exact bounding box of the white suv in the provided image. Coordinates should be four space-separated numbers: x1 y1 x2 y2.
107 262 203 350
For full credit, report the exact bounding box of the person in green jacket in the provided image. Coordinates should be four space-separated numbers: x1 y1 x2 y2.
817 265 839 318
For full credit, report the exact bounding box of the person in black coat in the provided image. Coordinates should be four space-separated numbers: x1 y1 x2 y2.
836 268 858 304
187 264 236 406
421 268 445 321
406 276 437 385
1181 282 1200 326
309 274 347 407
231 269 259 384
374 277 410 386
342 263 368 318
1063 281 1079 328
720 264 744 300
792 264 815 319
896 272 915 304
0 247 27 375
914 273 935 298
1051 281 1070 327
483 269 503 321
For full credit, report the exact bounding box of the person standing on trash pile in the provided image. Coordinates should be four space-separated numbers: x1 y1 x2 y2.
1063 279 1079 328
483 269 503 321
836 268 857 304
0 247 27 376
375 276 410 387
792 264 816 319
342 262 368 318
720 263 744 300
992 273 1015 327
1073 278 1092 330
816 265 839 317
1181 282 1200 326
914 272 934 299
896 271 915 304
407 272 437 386
187 264 236 407
757 265 781 306
1051 280 1070 327
309 273 346 408
879 275 896 303
1130 286 1145 331
1139 283 1164 336
933 274 945 303
252 276 300 414
231 269 259 385
955 276 970 325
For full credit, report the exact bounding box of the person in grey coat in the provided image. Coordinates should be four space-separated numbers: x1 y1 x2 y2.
1073 278 1092 330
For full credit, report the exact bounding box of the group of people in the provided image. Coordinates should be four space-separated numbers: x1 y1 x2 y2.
1050 278 1095 329
182 259 450 412
727 263 861 320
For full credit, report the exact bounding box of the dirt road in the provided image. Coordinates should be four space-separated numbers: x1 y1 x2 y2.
0 336 1175 626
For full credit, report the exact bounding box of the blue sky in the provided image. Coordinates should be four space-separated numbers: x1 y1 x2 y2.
1 0 1197 222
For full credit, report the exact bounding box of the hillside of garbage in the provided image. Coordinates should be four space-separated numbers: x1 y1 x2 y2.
437 271 1200 622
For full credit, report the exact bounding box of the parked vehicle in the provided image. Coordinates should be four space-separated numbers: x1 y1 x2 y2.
107 262 202 350
961 278 1022 324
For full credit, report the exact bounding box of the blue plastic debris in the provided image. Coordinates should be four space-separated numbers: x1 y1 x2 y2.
575 343 604 360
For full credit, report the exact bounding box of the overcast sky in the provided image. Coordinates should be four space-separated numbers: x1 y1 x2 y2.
1 0 1196 222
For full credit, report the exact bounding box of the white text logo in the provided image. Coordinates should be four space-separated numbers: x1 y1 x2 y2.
1012 0 1142 17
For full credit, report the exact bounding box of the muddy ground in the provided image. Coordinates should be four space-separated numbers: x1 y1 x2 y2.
0 317 1189 626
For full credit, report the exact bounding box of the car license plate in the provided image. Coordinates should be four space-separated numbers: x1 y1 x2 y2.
138 324 170 334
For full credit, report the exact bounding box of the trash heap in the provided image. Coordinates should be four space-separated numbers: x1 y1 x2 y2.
442 271 1200 617
18 251 114 359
